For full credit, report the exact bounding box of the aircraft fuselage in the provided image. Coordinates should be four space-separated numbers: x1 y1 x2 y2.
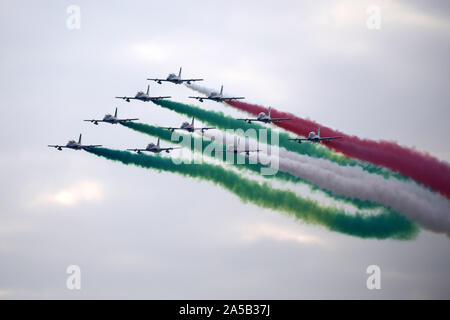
65 141 83 150
164 74 183 84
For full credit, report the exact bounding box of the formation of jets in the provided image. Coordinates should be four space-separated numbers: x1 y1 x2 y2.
289 127 343 144
49 66 343 154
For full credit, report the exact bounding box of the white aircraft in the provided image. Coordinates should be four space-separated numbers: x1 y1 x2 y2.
127 138 180 154
84 107 138 125
115 85 171 102
214 137 260 156
237 106 293 124
162 117 215 133
189 85 245 103
289 127 343 144
48 134 102 151
147 67 203 85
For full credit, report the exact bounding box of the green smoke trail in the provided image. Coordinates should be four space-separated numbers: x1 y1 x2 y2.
122 121 381 210
152 100 405 180
85 147 418 240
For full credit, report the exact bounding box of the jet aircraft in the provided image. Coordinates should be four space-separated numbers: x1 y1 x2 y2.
127 138 180 154
84 107 138 125
188 85 244 103
162 117 215 133
48 134 102 151
237 107 292 124
288 127 343 144
116 85 171 102
147 67 203 85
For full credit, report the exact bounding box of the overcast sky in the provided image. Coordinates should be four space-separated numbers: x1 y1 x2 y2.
0 0 449 299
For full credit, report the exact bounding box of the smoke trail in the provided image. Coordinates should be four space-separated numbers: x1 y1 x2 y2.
152 99 403 180
272 151 450 235
122 121 381 210
186 83 213 95
149 97 450 233
210 130 450 235
223 99 450 199
85 147 418 240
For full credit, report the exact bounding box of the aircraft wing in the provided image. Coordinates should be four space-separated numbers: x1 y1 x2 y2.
83 119 103 123
194 127 215 132
48 145 67 149
239 149 261 153
118 118 139 122
126 148 146 153
189 96 245 101
188 96 207 100
237 118 257 123
223 97 245 101
82 145 102 149
318 136 343 141
271 117 293 122
182 79 203 82
147 78 167 82
214 150 259 155
288 138 308 142
115 96 136 100
160 147 181 151
150 96 171 101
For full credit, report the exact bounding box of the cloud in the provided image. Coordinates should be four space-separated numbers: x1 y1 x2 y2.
34 181 103 206
240 223 325 246
0 289 11 297
131 42 177 63
388 1 450 32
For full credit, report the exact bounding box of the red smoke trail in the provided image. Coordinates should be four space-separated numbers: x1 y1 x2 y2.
227 100 450 199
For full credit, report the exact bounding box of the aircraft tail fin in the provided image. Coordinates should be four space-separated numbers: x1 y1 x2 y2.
191 116 195 126
78 134 82 144
114 107 118 118
157 137 160 147
146 85 150 95
268 106 271 118
220 85 223 95
317 126 320 137
178 67 182 77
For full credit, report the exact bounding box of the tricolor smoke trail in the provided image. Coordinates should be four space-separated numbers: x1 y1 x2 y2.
218 98 450 200
85 147 418 240
121 121 381 210
152 99 403 180
122 121 450 234
207 130 450 235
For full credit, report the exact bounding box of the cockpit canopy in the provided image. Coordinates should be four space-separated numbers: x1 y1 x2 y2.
147 143 156 149
258 112 266 118
308 132 316 138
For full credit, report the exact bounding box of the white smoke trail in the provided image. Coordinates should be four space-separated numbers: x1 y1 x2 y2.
205 130 450 235
185 83 215 96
